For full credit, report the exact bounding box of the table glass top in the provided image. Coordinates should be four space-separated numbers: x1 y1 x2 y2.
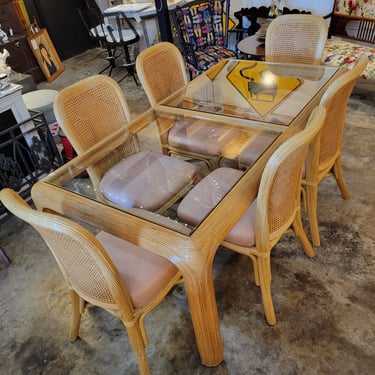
42 109 282 235
40 60 339 236
160 59 338 127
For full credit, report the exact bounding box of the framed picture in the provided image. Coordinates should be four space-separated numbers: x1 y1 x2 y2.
27 28 64 82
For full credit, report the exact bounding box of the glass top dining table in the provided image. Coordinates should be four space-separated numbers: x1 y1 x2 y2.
31 59 341 367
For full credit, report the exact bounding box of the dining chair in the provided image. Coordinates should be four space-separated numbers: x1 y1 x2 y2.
302 53 369 247
265 14 328 65
53 74 199 213
136 42 242 170
177 106 326 325
0 188 183 375
170 0 237 78
77 5 141 84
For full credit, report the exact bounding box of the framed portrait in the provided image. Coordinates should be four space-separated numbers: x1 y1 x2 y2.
27 28 64 82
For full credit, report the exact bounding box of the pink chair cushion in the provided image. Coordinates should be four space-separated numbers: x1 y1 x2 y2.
238 133 278 166
177 167 244 226
178 167 257 247
99 151 197 211
96 231 179 308
224 199 257 247
168 119 240 156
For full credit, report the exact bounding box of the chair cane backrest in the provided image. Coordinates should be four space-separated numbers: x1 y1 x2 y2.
53 75 138 189
136 42 188 107
256 106 326 249
314 54 369 172
0 188 133 316
265 14 328 65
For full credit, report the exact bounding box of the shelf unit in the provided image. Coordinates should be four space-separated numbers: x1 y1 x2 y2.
330 0 375 44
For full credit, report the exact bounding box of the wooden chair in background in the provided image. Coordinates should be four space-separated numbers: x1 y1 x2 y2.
265 14 328 65
136 42 242 170
302 53 369 246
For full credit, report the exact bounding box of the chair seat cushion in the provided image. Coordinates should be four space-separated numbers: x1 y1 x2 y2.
90 25 141 43
96 231 179 308
238 133 278 166
177 166 257 246
177 167 244 226
105 27 142 43
193 46 237 72
224 199 257 247
168 119 240 156
99 151 197 211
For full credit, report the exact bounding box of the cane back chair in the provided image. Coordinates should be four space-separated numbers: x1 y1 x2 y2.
265 14 328 65
171 0 237 77
177 106 326 325
0 188 184 375
302 53 368 246
53 75 198 213
136 42 242 170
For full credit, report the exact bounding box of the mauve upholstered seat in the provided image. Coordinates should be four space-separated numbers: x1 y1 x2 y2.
238 133 278 167
99 151 198 211
177 167 257 246
96 230 179 308
168 119 241 156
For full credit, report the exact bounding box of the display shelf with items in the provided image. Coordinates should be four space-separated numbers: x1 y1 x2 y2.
330 0 375 44
0 84 63 217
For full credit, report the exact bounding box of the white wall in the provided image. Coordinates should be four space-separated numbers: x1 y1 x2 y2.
230 0 334 16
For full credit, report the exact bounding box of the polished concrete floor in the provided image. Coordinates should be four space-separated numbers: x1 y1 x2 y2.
1 47 374 375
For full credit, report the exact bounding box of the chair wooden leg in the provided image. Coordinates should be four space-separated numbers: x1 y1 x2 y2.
292 211 315 257
124 320 151 375
248 254 260 286
332 157 350 200
305 183 321 247
257 256 276 325
69 290 82 341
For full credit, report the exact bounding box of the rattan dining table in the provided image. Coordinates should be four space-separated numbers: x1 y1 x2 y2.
31 59 341 367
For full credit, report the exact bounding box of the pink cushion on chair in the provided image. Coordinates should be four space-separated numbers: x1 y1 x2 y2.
96 231 179 308
169 119 240 156
99 151 197 211
238 134 278 166
177 167 244 226
178 167 257 246
224 199 257 247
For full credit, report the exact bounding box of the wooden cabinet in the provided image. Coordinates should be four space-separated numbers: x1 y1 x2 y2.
0 0 45 82
330 0 375 44
0 0 24 35
2 35 45 82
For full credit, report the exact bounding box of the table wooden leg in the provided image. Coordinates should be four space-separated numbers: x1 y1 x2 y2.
180 261 224 366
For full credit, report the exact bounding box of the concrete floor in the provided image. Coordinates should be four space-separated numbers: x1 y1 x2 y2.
1 47 375 375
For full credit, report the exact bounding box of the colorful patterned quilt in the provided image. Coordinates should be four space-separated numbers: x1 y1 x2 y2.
322 39 375 81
